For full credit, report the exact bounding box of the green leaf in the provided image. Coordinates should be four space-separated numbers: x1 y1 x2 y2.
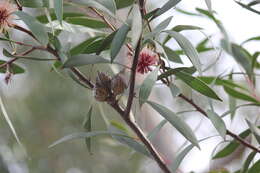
67 70 89 89
63 55 110 68
144 16 173 40
169 83 181 97
147 119 167 140
240 151 257 173
206 110 227 138
153 0 181 19
139 68 159 107
72 0 116 17
147 101 200 148
96 31 116 55
131 4 142 48
0 60 25 74
213 129 251 159
224 85 259 104
248 1 260 7
96 0 117 14
163 25 203 44
231 44 252 79
159 69 222 101
111 24 130 62
176 8 201 16
248 159 260 173
109 125 151 157
115 0 134 9
37 12 85 23
20 0 49 8
205 0 212 12
242 36 260 45
15 11 48 45
54 0 63 24
165 30 202 74
235 1 260 15
163 45 183 64
171 144 194 172
49 131 130 148
83 106 92 154
65 17 107 28
246 119 260 144
198 76 247 91
70 37 103 56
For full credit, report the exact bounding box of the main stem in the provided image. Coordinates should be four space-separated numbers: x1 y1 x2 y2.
110 102 172 173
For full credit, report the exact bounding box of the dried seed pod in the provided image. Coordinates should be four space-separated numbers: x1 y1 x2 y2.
94 72 112 102
111 72 127 96
96 72 111 89
94 85 109 102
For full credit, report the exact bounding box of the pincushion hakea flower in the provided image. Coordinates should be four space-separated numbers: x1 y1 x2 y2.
0 1 16 33
137 47 159 74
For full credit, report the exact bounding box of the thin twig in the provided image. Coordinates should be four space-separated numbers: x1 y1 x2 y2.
88 7 133 52
124 40 141 118
179 94 260 153
14 0 23 11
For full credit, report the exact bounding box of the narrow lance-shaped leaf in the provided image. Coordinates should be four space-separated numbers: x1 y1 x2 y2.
72 0 116 18
231 44 252 79
63 55 110 68
65 17 107 28
169 83 181 97
110 24 130 62
163 25 203 44
164 30 202 74
3 49 55 61
235 1 260 15
0 93 22 147
205 0 212 12
206 110 227 139
131 4 142 48
139 67 159 107
70 36 103 56
49 131 130 148
152 0 181 19
144 16 173 40
246 119 260 145
15 11 48 45
224 85 259 104
109 125 151 157
248 159 260 173
96 31 116 55
147 119 167 140
213 129 251 159
54 0 63 24
159 69 222 101
83 107 93 154
96 0 117 14
0 60 25 74
115 0 134 9
240 151 257 173
147 101 200 148
162 45 183 64
171 144 194 172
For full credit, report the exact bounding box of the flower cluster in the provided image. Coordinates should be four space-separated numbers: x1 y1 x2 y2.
137 47 158 74
0 1 16 33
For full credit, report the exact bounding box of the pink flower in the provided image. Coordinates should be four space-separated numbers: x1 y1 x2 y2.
0 1 16 33
137 47 158 74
